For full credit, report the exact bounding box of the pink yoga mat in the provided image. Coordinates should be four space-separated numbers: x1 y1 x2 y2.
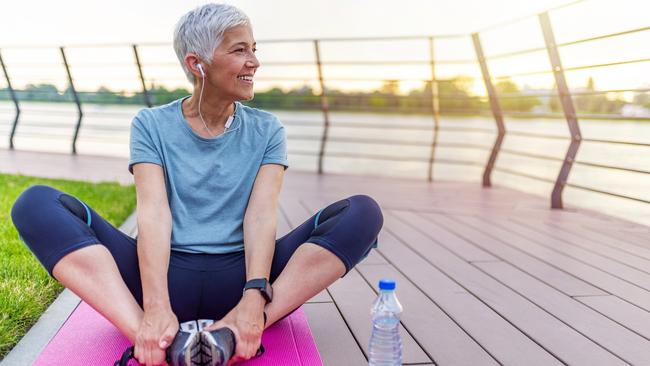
33 301 323 366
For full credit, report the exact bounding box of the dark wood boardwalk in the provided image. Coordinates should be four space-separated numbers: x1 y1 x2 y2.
281 171 650 366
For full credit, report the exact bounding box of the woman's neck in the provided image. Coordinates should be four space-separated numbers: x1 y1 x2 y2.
183 93 235 132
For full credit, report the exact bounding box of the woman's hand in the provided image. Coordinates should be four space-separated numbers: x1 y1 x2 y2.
207 291 266 365
134 305 179 366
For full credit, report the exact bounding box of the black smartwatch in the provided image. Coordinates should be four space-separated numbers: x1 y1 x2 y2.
243 278 273 304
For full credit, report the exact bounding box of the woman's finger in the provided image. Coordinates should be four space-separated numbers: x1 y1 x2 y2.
159 326 176 349
144 345 151 366
133 344 141 364
236 340 246 359
152 348 166 365
240 341 256 360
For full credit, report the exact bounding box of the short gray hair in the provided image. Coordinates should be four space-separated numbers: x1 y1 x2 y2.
173 3 251 83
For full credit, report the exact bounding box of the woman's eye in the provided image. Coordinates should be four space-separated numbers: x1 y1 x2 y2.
235 48 245 53
252 48 257 53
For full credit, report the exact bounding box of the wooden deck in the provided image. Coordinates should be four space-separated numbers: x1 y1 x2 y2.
3 148 650 365
281 171 650 366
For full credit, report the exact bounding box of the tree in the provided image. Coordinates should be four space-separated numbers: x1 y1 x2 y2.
495 79 540 112
572 77 625 114
436 76 484 113
380 80 399 95
23 83 61 101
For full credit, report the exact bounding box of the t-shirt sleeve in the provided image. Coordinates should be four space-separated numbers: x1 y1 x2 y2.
261 121 289 171
128 114 163 174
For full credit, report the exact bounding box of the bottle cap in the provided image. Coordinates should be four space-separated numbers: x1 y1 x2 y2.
378 278 396 290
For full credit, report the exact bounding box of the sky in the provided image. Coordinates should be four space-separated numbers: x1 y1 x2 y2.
0 0 576 46
0 0 648 96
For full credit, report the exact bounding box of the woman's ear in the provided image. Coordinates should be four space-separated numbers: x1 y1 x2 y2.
184 54 204 78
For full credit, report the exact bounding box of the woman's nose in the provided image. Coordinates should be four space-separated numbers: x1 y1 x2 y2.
247 53 260 68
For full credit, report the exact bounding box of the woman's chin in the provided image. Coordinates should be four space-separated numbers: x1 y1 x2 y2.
238 92 255 101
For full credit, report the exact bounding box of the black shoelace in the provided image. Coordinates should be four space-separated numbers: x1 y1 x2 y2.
114 346 135 366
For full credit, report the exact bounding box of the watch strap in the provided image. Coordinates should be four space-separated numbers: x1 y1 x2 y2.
243 278 272 303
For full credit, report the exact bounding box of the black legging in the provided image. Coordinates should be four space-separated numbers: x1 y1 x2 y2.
11 185 383 321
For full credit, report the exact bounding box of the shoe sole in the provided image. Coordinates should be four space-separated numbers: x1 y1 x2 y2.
179 331 203 366
175 331 225 366
200 331 226 366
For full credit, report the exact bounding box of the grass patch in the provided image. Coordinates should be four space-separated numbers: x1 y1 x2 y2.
0 173 135 359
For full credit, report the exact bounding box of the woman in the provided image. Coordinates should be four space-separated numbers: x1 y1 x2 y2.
11 3 383 366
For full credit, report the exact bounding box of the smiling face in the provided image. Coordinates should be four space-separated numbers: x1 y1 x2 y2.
204 25 259 102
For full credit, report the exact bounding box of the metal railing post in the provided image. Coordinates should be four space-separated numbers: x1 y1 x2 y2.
472 33 506 187
314 40 331 174
427 37 441 182
60 47 83 155
133 44 152 107
0 49 20 149
539 12 581 209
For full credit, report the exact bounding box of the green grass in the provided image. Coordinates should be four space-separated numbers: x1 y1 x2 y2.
0 173 135 359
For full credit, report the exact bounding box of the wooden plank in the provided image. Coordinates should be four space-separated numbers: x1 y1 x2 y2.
476 261 650 365
489 217 650 291
280 172 526 216
358 264 499 366
278 195 313 229
509 217 650 275
360 247 389 265
306 290 333 303
303 302 367 366
0 148 133 185
120 212 138 236
599 229 650 249
576 295 650 340
383 210 626 366
539 219 650 259
417 212 606 297
389 210 496 262
449 214 650 311
328 269 432 364
376 224 562 365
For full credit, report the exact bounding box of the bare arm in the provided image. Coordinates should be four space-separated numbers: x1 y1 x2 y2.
243 163 285 285
133 163 173 310
132 163 177 365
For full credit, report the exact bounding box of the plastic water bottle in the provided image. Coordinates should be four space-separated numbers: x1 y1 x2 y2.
368 278 403 366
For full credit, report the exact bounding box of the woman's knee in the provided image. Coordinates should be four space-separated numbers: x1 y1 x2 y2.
11 185 59 231
347 194 384 233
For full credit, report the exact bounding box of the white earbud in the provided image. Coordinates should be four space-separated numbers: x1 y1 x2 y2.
197 64 205 77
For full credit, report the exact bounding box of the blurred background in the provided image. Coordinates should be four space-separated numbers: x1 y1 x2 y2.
0 0 648 226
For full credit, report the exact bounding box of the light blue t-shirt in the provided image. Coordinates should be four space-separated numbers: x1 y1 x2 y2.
128 97 289 254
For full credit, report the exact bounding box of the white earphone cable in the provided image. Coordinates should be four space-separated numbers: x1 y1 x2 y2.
198 70 214 136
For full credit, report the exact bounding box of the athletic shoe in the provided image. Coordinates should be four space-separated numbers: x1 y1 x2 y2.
114 320 212 366
199 327 237 366
166 320 202 366
197 319 215 332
